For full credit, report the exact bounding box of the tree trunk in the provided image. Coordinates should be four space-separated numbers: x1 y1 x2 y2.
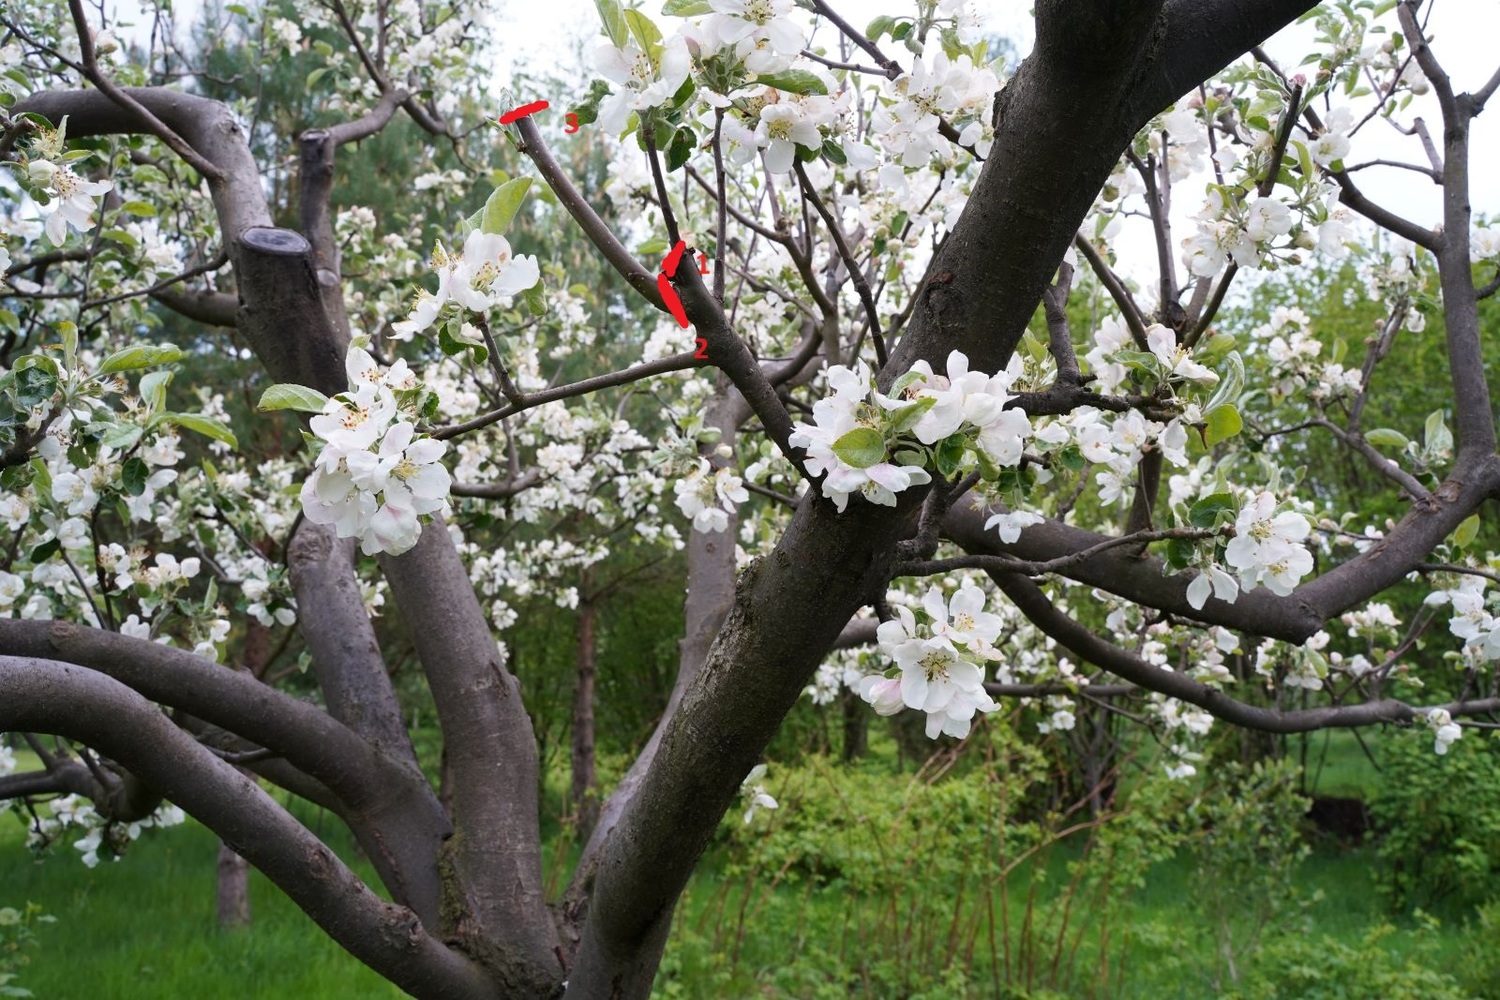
571 595 598 835
840 688 867 762
216 841 251 928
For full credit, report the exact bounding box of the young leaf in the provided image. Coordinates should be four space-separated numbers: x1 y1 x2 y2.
257 384 330 414
667 126 695 172
832 427 886 469
594 0 629 49
139 370 172 413
662 0 713 13
934 434 967 478
480 177 533 236
623 9 663 61
1188 492 1236 529
98 343 184 375
1452 513 1481 549
1202 404 1242 446
1364 427 1409 449
752 70 828 96
121 456 149 497
165 413 239 449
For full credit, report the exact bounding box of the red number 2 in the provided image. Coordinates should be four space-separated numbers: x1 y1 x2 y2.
565 113 580 134
697 252 710 275
694 338 709 359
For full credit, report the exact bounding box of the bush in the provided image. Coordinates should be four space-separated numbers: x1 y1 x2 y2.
0 902 52 999
1369 728 1500 912
1228 918 1473 1000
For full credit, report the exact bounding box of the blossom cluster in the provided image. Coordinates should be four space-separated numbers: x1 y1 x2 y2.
390 229 540 341
299 348 452 556
789 351 1030 514
858 584 1002 739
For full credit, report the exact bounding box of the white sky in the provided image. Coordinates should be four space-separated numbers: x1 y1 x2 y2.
105 0 1500 290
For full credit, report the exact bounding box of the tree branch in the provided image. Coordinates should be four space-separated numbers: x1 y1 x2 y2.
0 657 494 999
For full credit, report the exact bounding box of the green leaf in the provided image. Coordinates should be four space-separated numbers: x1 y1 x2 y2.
934 434 966 478
820 137 847 165
865 14 895 40
165 412 238 449
100 423 143 451
121 456 149 496
1188 492 1236 529
307 66 330 89
593 0 629 50
637 237 670 257
1164 536 1197 570
623 9 663 61
257 384 330 414
57 319 77 368
667 125 695 172
831 426 886 469
1365 427 1409 449
1203 404 1242 446
662 0 712 14
752 70 828 96
480 176 533 236
98 343 184 375
139 369 172 413
1204 351 1245 414
886 396 936 434
1452 513 1481 549
1424 409 1453 456
119 200 157 217
30 538 61 564
890 21 913 41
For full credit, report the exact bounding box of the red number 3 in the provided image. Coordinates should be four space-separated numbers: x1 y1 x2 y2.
564 113 580 134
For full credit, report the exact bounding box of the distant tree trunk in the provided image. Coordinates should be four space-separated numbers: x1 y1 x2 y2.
214 620 272 929
840 688 867 762
216 840 251 928
571 595 598 835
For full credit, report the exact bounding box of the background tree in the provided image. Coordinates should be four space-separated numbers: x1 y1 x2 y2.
4 0 1500 997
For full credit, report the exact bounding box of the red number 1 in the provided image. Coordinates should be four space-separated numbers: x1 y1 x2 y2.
694 338 708 359
565 113 579 134
697 253 710 275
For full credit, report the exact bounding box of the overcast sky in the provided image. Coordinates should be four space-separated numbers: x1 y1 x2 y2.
105 0 1500 288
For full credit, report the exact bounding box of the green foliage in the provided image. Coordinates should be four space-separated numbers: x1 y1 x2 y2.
0 902 52 998
1370 729 1500 911
1225 918 1474 1000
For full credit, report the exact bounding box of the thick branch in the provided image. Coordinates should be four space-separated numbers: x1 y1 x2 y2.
0 657 494 999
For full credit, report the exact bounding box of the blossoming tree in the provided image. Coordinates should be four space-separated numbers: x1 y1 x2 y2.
3 0 1500 995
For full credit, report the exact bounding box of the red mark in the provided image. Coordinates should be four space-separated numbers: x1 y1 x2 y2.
565 113 580 133
697 252 710 275
657 273 689 328
498 100 550 124
660 240 688 279
695 338 709 359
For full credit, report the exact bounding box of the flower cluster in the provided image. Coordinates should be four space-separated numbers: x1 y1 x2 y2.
1426 575 1500 664
1427 708 1463 755
673 457 749 533
873 53 999 165
789 351 1030 514
391 229 540 340
299 348 451 556
858 584 1002 739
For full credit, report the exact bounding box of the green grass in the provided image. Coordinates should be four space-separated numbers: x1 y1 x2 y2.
1 792 401 1000
1 731 1482 1000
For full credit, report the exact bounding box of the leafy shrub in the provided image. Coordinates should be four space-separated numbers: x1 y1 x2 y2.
1227 918 1473 1000
1369 728 1500 911
0 902 53 999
